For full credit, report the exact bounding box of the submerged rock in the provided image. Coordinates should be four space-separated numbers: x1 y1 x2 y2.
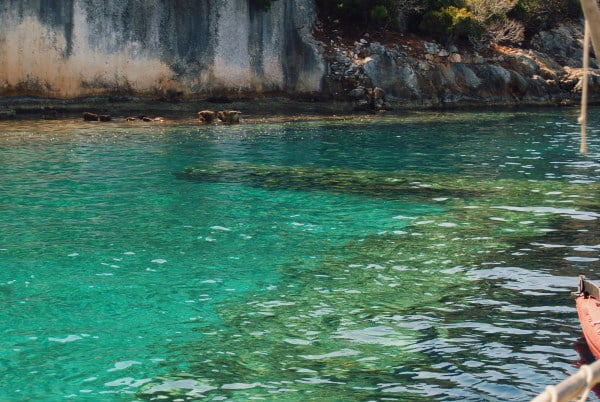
177 162 488 200
0 108 16 119
178 162 599 208
155 160 600 400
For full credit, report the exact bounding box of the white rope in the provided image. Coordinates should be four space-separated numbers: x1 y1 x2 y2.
578 20 590 155
545 384 558 402
577 364 594 402
579 0 600 66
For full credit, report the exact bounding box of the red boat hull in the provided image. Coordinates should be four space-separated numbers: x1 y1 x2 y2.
576 295 600 359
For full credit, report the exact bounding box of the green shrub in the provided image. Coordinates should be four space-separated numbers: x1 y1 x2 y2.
510 0 581 33
420 6 483 41
314 0 579 42
419 8 453 37
315 0 411 28
370 5 389 22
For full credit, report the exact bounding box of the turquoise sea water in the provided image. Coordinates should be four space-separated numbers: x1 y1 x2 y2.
0 109 599 400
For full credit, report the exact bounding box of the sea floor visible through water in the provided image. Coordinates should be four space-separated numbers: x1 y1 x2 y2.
0 108 599 401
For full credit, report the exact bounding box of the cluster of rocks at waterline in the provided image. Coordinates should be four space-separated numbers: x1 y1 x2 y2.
125 115 165 122
324 22 600 110
198 110 242 124
82 112 166 122
78 110 242 124
83 112 112 122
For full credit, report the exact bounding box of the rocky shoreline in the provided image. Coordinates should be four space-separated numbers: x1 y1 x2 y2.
322 23 599 111
1 97 596 123
0 1 598 110
1 21 598 119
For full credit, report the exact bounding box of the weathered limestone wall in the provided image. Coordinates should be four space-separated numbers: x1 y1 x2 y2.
0 0 326 98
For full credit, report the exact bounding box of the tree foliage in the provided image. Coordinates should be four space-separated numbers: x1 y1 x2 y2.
316 0 402 27
419 6 482 42
466 0 524 46
314 0 582 43
510 0 582 32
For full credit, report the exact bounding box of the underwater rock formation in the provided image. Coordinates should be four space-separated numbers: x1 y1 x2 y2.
178 162 600 208
151 161 600 399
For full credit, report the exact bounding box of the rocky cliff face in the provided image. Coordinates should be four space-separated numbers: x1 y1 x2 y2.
324 22 599 109
0 0 326 98
0 1 596 108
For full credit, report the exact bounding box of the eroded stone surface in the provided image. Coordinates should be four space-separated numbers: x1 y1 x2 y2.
0 0 326 99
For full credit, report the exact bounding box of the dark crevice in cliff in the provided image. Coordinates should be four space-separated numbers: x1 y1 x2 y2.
248 3 266 87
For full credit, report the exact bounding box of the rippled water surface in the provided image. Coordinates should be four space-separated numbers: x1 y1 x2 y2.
1 109 599 401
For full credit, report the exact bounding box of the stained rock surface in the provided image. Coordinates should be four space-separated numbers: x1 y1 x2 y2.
0 1 596 108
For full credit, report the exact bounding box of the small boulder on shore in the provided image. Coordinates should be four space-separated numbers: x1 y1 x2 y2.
83 112 99 121
83 112 111 122
198 110 217 124
217 110 242 124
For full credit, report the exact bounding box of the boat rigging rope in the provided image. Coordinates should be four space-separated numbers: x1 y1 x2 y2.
531 361 600 402
576 364 594 402
578 0 600 155
579 20 591 155
545 385 558 402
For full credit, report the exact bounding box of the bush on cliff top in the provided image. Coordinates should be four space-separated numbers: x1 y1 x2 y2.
510 0 582 32
315 0 581 43
316 0 404 27
419 6 483 42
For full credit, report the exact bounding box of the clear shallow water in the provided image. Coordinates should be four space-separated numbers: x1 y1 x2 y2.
0 109 599 401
